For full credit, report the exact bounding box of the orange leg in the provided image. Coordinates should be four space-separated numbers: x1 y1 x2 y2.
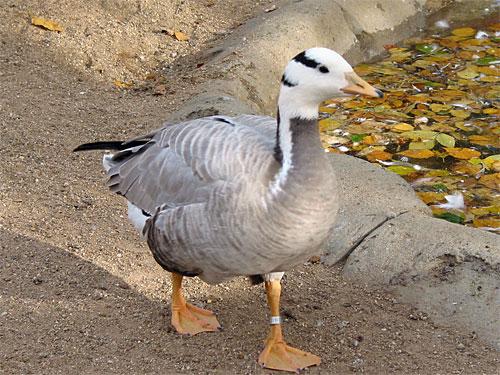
258 280 321 373
170 272 221 336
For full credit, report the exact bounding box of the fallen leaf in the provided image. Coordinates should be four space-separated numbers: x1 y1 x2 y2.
31 17 63 32
435 133 456 147
113 81 134 88
409 140 436 150
451 160 482 176
418 191 447 204
401 130 437 140
434 211 465 223
318 119 340 132
430 103 452 113
398 149 435 159
366 150 392 162
174 30 189 41
456 67 479 79
479 173 500 189
444 147 481 159
393 123 414 132
449 109 470 118
386 166 416 176
483 155 500 170
472 218 500 228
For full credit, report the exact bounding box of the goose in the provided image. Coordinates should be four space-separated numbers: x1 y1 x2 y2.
74 47 383 373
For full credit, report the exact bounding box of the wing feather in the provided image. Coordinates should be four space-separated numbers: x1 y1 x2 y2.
104 115 277 214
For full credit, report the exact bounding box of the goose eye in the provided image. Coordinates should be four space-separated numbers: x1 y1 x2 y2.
318 66 329 74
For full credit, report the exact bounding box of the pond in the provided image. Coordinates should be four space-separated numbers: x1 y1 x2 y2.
320 1 500 231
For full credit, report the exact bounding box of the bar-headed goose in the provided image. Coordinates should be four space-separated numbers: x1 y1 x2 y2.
75 47 383 373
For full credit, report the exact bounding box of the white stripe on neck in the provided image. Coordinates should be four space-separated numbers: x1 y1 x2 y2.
269 84 319 195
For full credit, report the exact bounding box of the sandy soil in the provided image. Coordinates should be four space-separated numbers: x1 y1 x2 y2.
1 1 499 374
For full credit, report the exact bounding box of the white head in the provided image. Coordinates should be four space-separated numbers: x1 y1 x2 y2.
278 47 383 119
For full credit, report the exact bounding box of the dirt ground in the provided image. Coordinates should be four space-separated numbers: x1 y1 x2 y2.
1 1 499 374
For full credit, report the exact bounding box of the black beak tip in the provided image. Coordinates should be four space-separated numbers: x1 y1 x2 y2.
375 89 384 98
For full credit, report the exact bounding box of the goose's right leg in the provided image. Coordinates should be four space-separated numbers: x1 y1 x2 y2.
170 272 222 335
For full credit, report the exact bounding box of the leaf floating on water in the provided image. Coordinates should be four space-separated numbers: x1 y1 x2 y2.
435 133 456 148
479 173 500 189
393 123 414 132
451 27 476 37
472 218 500 229
434 212 465 223
31 17 63 32
386 166 416 176
409 140 436 150
483 155 500 170
401 130 438 140
398 149 435 159
476 56 500 66
444 147 481 160
366 150 392 162
449 109 470 119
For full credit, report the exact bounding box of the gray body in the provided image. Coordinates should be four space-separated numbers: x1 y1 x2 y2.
104 114 338 284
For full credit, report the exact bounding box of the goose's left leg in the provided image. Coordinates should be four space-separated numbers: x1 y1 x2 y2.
258 276 321 373
170 272 222 335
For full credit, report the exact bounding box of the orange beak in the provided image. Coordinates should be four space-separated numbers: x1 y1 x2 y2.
340 72 383 98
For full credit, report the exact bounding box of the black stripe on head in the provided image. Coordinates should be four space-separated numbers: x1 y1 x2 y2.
293 51 319 69
281 74 297 87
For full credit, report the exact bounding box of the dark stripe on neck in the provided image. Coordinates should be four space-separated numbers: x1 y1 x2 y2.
293 51 319 69
281 74 297 87
273 110 283 164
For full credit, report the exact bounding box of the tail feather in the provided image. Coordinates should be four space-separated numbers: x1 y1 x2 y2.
73 140 148 152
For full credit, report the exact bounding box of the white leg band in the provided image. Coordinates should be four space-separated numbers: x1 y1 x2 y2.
269 316 282 325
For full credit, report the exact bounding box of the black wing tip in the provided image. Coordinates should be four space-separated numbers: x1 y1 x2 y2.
73 141 125 152
73 140 151 153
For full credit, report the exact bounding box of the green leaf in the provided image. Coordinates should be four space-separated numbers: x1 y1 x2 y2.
434 212 465 223
435 133 456 148
349 134 367 143
415 44 438 54
386 166 415 176
401 130 438 140
423 81 446 87
409 140 436 149
433 184 448 191
476 56 500 66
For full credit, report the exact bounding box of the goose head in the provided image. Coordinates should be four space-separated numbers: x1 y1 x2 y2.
278 47 383 119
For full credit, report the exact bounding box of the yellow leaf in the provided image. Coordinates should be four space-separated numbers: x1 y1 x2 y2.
473 218 500 229
480 76 500 83
417 191 447 204
484 155 500 170
393 123 414 132
456 67 479 79
479 173 500 189
174 30 189 41
477 66 500 76
458 50 485 60
430 103 452 113
398 149 435 159
444 147 481 159
451 160 482 176
318 119 340 132
366 150 392 162
319 106 336 114
31 17 63 32
449 109 470 119
113 81 134 88
468 135 494 146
